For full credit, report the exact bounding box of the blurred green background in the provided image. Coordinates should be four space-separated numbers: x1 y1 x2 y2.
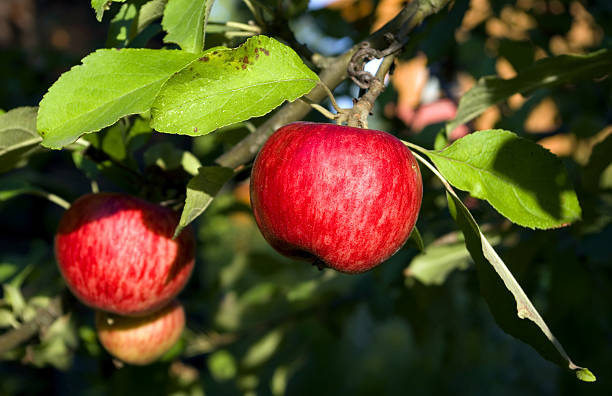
1 0 611 395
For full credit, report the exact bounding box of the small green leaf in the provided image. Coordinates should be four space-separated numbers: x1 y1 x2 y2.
92 0 126 22
208 350 237 381
174 166 234 238
446 49 612 134
151 35 319 136
426 130 581 229
162 0 214 53
0 308 19 329
575 368 597 382
137 0 167 31
405 242 471 285
107 0 167 48
0 263 18 283
242 329 283 369
3 284 26 317
106 2 139 47
583 132 612 191
406 226 425 252
0 107 42 173
143 142 202 175
101 122 128 161
37 48 201 149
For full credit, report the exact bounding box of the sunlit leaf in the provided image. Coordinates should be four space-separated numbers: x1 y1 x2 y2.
37 49 200 149
162 0 214 52
151 35 319 136
426 130 581 229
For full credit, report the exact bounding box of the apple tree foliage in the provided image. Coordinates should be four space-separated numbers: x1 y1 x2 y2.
1 0 612 394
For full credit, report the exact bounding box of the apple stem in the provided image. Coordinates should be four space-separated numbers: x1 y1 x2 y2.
32 191 71 210
312 258 327 271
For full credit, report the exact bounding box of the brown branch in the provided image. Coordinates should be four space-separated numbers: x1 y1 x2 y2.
215 0 451 169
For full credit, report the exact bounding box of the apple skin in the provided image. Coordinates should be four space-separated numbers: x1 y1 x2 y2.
96 300 185 365
250 122 422 273
55 193 195 316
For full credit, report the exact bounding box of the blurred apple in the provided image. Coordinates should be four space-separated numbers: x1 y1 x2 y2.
96 300 185 365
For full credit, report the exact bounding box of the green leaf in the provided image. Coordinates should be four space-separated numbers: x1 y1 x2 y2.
208 350 237 381
405 226 425 252
0 263 18 283
162 0 214 53
0 179 48 202
446 49 612 135
583 132 612 191
174 166 234 237
3 284 26 317
0 107 42 173
92 0 126 22
101 122 128 161
444 182 594 381
0 308 19 329
31 314 77 370
107 0 167 48
426 130 581 229
242 329 283 369
137 0 167 31
143 142 202 175
405 242 471 285
37 49 201 149
151 35 319 136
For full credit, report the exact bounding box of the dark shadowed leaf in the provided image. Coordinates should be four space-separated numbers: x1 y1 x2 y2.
445 189 595 382
446 49 612 135
0 107 41 173
91 0 126 21
174 166 234 238
106 0 167 48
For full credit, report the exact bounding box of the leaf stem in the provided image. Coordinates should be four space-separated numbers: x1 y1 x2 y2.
225 21 261 33
315 81 342 113
299 97 336 120
33 191 71 210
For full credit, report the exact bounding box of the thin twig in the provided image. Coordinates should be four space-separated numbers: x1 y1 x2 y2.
215 0 451 169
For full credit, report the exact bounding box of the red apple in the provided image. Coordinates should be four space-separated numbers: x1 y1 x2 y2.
55 193 195 316
250 122 422 274
96 300 185 365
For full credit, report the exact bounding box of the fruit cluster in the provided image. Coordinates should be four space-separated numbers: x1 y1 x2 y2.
55 193 194 365
55 122 422 365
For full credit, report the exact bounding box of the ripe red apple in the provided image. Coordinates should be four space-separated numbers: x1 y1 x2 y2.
96 300 185 365
250 122 422 273
55 193 195 316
